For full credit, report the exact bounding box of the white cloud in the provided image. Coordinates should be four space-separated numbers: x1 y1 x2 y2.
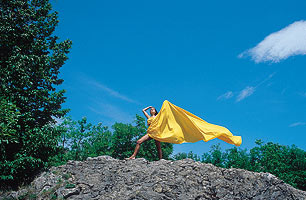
88 103 133 123
254 72 276 88
78 73 139 104
217 91 234 100
217 72 276 103
281 87 288 95
236 86 255 102
89 80 138 104
239 20 306 63
217 73 275 103
289 122 306 127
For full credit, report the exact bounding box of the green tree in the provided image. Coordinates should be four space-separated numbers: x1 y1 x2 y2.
288 145 306 190
110 122 140 159
172 139 306 191
50 114 174 165
0 0 71 189
0 97 20 182
248 141 306 190
49 116 111 165
84 122 112 157
173 152 188 160
67 117 93 161
187 151 201 161
173 151 201 161
201 143 225 167
0 97 20 149
223 147 250 169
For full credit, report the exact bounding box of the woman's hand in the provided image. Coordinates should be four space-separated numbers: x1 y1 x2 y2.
143 106 152 111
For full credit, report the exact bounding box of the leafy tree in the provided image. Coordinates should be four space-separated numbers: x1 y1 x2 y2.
84 122 112 157
288 145 306 190
48 116 112 166
0 0 71 189
178 140 306 191
248 141 306 190
66 117 93 161
0 97 20 182
110 122 140 159
201 143 225 167
50 115 174 164
173 152 188 160
0 97 20 150
187 151 201 161
223 147 250 169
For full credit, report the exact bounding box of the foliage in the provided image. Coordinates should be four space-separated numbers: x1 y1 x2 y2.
223 147 250 169
173 151 201 161
173 140 306 191
49 114 174 165
0 0 71 189
173 152 188 160
248 140 306 190
0 97 20 165
201 143 225 167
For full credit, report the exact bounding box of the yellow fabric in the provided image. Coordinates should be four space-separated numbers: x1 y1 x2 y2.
147 100 242 146
147 116 155 127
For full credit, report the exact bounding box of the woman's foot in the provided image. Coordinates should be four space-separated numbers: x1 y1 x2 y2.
125 156 135 160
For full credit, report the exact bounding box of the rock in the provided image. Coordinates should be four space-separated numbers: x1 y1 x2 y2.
17 189 28 197
1 156 306 199
61 187 80 199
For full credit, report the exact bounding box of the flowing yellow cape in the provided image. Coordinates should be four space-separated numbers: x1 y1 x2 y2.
147 100 242 146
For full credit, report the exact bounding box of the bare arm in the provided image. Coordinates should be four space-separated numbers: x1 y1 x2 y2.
142 106 152 119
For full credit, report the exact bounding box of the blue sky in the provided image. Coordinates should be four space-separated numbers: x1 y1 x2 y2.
51 0 306 156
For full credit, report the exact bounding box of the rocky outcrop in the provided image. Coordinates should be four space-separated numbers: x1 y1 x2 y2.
2 156 306 199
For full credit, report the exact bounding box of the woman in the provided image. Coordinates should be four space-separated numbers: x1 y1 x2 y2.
146 100 242 146
127 106 163 160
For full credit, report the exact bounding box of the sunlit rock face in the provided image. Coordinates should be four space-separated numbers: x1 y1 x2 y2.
2 156 306 199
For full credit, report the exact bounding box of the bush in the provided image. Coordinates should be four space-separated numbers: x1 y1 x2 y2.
173 140 306 191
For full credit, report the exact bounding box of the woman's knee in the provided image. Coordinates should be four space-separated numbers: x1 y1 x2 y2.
137 134 151 145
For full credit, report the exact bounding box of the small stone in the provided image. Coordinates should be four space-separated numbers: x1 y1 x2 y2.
61 187 80 199
153 184 163 193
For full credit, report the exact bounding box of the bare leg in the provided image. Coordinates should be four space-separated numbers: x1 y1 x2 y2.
155 140 163 160
127 134 152 159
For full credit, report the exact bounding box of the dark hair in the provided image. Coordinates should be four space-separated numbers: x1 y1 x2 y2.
151 107 158 115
